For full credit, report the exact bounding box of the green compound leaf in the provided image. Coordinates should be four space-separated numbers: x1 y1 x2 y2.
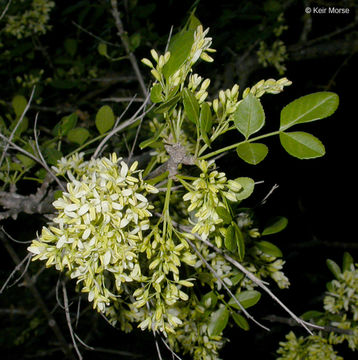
233 93 265 138
256 240 283 258
236 142 268 165
326 259 342 280
280 92 339 131
95 105 115 134
162 30 194 80
262 216 288 235
67 127 90 145
232 312 250 331
235 177 255 200
183 88 199 124
208 306 229 337
12 95 27 117
279 131 325 159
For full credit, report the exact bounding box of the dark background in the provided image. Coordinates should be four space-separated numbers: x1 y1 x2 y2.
0 0 357 359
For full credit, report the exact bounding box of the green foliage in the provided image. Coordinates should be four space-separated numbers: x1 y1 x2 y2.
277 253 358 358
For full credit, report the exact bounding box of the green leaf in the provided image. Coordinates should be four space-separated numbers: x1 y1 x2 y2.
98 42 108 57
10 116 28 136
232 312 249 331
187 13 201 30
229 290 261 309
201 291 218 309
256 241 282 257
208 307 229 337
150 84 163 103
155 94 181 113
216 206 232 224
234 223 245 261
54 190 63 200
280 92 339 131
342 252 354 272
67 127 90 145
279 131 325 159
199 102 212 146
64 38 78 57
233 93 265 138
236 142 268 165
231 271 244 286
183 89 199 124
43 148 63 166
262 216 288 235
326 259 341 280
16 154 35 168
53 113 78 136
235 177 255 200
225 225 236 252
301 310 324 321
95 105 115 134
12 95 27 117
129 33 141 51
139 123 165 149
162 30 194 80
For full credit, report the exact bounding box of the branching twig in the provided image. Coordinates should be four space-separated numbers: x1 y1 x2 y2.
0 252 31 294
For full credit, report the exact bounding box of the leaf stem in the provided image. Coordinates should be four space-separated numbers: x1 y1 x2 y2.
199 130 281 160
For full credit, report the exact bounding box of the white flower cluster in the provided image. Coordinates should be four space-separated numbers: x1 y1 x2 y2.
28 153 158 313
183 160 242 241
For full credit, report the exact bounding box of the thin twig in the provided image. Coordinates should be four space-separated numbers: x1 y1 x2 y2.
160 336 183 360
92 95 153 158
263 314 352 335
0 252 31 294
62 281 83 360
101 97 145 103
33 113 66 191
72 21 121 48
110 0 148 97
185 236 270 331
0 86 36 168
0 232 75 359
0 0 13 21
128 90 149 163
